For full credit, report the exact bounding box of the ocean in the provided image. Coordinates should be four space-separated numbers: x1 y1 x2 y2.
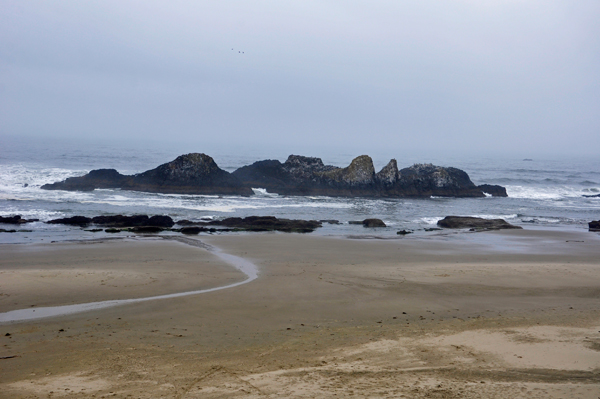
1 135 599 244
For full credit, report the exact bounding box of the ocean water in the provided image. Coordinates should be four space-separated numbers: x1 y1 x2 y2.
1 135 599 243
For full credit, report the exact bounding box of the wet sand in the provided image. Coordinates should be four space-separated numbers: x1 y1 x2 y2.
1 230 600 398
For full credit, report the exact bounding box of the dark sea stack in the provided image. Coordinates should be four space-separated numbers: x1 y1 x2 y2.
395 164 484 198
478 184 508 197
437 216 522 230
41 154 251 196
129 153 252 196
42 152 507 198
47 216 92 226
375 159 399 186
41 169 128 191
231 159 290 192
589 221 600 231
362 218 386 227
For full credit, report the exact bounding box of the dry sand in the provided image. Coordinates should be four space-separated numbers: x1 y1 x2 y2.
1 229 599 398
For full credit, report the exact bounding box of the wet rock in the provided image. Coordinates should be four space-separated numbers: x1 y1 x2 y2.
208 216 322 233
147 215 175 227
129 226 166 233
319 219 340 224
0 215 39 224
47 216 92 226
583 194 600 198
589 220 600 231
396 230 412 235
104 228 121 233
180 227 202 235
478 184 508 197
92 214 150 227
91 214 174 228
362 218 386 227
437 216 522 230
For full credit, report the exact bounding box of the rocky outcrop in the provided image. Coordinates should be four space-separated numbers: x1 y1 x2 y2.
47 214 175 228
233 156 498 198
437 216 522 230
207 216 322 233
583 194 600 198
0 215 39 224
42 152 506 198
47 216 93 226
42 154 253 196
590 221 600 231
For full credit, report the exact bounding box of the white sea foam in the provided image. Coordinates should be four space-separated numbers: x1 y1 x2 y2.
506 185 587 200
251 188 278 197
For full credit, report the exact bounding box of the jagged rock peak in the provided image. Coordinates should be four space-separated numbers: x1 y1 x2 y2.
344 155 375 184
137 153 220 180
376 159 399 184
283 155 326 170
319 155 375 185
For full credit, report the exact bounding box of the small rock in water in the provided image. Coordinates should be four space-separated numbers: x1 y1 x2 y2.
362 218 386 228
396 230 412 235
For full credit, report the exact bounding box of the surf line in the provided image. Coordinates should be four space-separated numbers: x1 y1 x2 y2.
0 236 258 323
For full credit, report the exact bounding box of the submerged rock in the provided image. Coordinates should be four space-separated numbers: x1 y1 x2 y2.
437 216 522 230
589 220 600 231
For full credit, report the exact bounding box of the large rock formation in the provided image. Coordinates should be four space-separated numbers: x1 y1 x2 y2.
42 152 507 198
233 155 502 198
42 154 253 196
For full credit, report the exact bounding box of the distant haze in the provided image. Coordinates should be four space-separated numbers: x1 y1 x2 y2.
1 1 599 158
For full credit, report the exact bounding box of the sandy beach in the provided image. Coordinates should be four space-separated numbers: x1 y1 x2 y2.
1 230 600 398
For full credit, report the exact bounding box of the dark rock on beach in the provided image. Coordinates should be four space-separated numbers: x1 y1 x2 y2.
47 216 92 226
48 214 174 228
583 194 600 198
42 153 253 196
437 216 522 230
0 215 39 224
208 216 322 233
396 230 413 235
589 221 600 231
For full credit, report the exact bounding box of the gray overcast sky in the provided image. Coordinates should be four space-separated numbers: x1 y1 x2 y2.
1 0 599 157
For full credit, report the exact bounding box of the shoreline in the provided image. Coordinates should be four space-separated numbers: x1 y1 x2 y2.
1 228 600 398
